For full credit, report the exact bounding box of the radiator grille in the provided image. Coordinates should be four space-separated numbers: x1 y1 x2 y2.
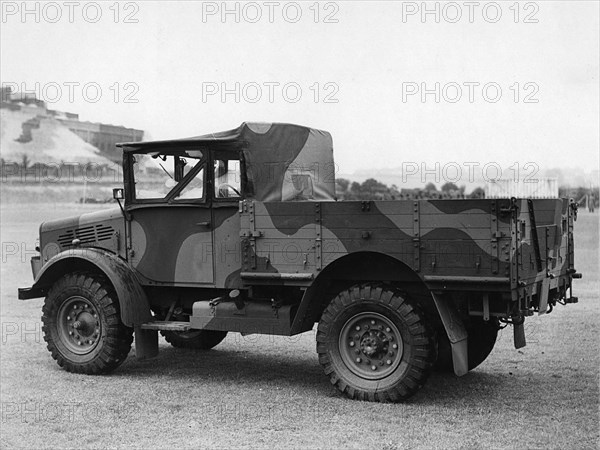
57 224 115 248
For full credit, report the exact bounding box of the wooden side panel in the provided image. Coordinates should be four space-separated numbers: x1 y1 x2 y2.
240 199 515 283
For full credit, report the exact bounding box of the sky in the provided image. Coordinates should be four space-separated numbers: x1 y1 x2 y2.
1 1 598 183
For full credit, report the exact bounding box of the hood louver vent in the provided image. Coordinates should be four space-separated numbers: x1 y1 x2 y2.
57 224 115 248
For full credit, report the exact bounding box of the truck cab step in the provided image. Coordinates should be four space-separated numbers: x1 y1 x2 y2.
140 321 192 332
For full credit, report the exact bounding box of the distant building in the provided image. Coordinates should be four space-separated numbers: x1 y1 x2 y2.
486 178 558 199
55 118 143 161
1 86 143 162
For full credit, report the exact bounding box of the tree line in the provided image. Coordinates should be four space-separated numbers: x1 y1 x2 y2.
335 178 484 200
336 178 598 209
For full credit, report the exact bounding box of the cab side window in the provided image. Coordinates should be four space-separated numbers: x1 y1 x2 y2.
214 157 242 199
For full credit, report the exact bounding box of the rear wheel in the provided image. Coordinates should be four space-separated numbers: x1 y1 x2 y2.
435 317 499 372
316 284 436 402
42 272 133 374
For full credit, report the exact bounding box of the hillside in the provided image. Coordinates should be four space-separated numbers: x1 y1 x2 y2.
0 107 116 166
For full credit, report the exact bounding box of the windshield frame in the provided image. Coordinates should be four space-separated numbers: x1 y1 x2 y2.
124 148 208 206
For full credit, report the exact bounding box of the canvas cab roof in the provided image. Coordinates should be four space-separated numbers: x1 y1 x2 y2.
118 122 336 202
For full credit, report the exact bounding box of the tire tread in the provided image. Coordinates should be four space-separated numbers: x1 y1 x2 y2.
316 283 435 402
42 272 133 375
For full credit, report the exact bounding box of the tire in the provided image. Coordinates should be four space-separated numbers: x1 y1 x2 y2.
41 272 133 374
161 329 227 350
316 284 436 402
435 317 499 372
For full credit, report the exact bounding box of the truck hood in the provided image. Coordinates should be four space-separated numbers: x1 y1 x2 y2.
39 207 126 262
41 207 124 233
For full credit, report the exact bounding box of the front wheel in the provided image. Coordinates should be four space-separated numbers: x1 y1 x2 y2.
316 284 436 402
42 272 133 374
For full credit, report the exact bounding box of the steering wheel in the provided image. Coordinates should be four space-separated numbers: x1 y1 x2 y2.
217 183 241 197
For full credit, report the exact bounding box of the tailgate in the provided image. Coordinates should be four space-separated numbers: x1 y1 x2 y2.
510 198 577 313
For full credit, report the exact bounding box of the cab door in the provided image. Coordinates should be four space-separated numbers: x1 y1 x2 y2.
211 150 244 288
126 150 214 285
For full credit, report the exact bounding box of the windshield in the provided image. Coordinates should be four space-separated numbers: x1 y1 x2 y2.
132 149 205 201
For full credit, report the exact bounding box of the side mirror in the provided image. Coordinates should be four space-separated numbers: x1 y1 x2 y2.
113 188 124 200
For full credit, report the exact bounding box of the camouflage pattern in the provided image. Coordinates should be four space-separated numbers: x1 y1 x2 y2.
238 198 574 296
119 122 336 202
35 195 573 301
22 122 577 335
38 207 126 265
509 198 576 313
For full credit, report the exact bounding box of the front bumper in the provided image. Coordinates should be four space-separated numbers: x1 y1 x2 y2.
18 287 46 300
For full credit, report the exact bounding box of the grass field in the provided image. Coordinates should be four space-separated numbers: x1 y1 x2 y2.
1 203 598 449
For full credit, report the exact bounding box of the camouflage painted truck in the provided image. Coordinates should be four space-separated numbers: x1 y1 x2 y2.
19 122 581 402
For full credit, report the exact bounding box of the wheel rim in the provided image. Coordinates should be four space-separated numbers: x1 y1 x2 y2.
338 312 403 380
57 296 102 355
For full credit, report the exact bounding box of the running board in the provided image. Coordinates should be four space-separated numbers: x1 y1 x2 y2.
191 301 293 335
140 321 191 332
241 272 313 281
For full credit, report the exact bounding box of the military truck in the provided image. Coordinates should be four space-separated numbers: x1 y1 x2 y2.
19 122 581 402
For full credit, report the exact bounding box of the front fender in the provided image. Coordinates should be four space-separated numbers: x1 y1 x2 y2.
18 248 152 327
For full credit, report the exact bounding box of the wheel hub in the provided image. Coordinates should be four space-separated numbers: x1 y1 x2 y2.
360 331 388 358
58 296 101 354
339 312 403 380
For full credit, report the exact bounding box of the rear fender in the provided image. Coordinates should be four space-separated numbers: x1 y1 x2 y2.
293 251 470 376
